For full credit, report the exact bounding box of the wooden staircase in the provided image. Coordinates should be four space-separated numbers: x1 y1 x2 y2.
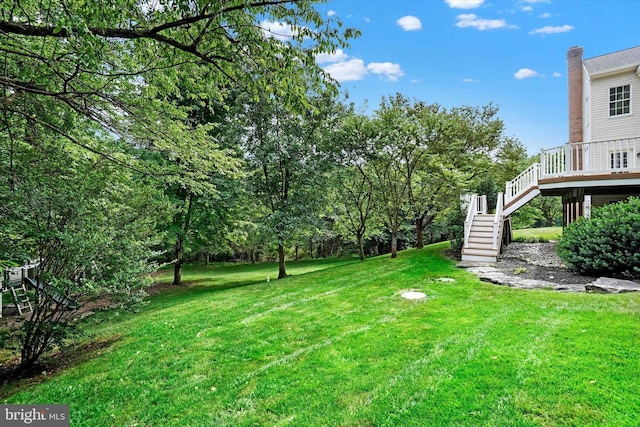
461 163 541 263
461 214 502 262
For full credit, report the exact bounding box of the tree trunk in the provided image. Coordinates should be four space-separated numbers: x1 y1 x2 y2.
277 243 287 279
416 215 424 250
357 234 365 261
173 193 195 286
391 230 398 258
173 233 183 285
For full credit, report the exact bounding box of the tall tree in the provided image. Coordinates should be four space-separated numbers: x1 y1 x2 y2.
327 108 378 261
244 93 335 277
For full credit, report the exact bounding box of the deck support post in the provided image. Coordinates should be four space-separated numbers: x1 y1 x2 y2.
562 189 585 227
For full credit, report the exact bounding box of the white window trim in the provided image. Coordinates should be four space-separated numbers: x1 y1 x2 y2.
608 83 632 118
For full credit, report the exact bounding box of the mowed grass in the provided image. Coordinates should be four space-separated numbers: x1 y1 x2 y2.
3 243 640 426
513 226 563 242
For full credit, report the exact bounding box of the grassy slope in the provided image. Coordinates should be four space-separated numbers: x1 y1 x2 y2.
3 244 640 426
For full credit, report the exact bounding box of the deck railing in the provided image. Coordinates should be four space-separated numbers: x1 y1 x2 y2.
540 137 640 179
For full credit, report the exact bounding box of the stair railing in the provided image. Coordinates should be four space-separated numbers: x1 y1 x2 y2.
463 194 487 248
492 192 504 250
505 163 540 205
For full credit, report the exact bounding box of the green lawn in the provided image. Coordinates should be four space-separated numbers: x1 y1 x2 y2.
513 226 563 242
3 243 640 426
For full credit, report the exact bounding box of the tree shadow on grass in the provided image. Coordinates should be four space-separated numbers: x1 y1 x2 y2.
0 334 122 398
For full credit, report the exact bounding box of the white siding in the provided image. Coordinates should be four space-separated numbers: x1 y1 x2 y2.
589 70 640 142
582 64 591 142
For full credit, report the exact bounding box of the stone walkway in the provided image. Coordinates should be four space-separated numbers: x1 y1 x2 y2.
458 242 640 293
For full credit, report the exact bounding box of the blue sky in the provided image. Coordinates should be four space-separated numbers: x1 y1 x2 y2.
313 0 640 155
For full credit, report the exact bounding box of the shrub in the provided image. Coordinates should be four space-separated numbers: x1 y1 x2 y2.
558 197 640 278
445 207 466 258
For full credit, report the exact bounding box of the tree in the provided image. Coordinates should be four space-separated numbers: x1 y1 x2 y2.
0 1 359 140
327 108 379 261
244 93 335 278
155 89 242 285
0 110 166 370
367 95 419 258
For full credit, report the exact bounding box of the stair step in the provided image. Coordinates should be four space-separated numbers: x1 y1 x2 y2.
471 226 494 233
469 237 493 244
469 228 493 234
469 230 493 237
461 253 498 263
466 244 497 251
462 248 499 257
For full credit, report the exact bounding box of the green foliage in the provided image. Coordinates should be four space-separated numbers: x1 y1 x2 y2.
0 113 165 369
473 177 498 212
512 196 562 229
444 207 466 257
558 197 640 278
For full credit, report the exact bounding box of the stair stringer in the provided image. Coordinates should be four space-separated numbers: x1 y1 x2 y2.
503 187 541 217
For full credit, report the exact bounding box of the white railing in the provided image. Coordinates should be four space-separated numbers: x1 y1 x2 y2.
463 194 487 248
540 137 640 179
492 192 504 250
505 163 540 205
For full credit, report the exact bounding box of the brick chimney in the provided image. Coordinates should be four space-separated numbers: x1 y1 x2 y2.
567 46 584 143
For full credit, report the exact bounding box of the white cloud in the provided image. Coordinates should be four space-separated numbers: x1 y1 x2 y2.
322 58 404 83
524 0 549 3
463 78 479 83
529 24 574 35
553 72 562 78
514 68 539 79
327 9 336 17
260 20 296 41
397 15 422 31
522 6 533 12
445 0 484 9
315 49 349 64
539 12 551 18
367 62 404 81
455 14 513 30
364 16 371 23
323 59 368 82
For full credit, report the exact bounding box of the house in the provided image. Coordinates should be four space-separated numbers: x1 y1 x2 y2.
462 45 640 262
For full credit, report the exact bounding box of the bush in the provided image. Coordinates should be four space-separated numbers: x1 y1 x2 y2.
558 197 640 278
445 208 466 258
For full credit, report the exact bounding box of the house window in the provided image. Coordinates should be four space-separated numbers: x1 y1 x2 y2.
610 151 628 169
609 85 630 116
